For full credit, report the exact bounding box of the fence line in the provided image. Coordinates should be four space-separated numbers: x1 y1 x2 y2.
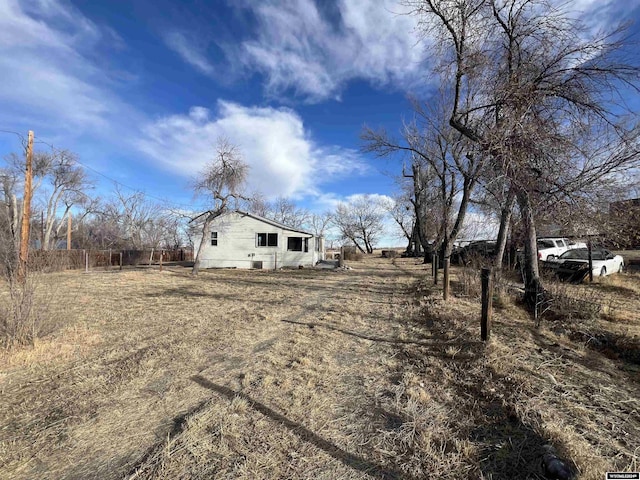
28 248 194 272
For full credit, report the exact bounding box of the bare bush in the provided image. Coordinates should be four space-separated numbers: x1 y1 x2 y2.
540 281 602 322
0 257 59 348
456 265 480 298
455 255 489 297
492 269 518 310
342 246 363 261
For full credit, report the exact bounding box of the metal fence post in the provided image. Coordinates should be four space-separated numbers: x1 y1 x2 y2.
481 267 493 341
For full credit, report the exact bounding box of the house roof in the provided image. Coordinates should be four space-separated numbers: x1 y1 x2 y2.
193 209 315 237
235 210 314 236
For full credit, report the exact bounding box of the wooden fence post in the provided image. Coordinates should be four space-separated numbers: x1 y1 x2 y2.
339 246 344 268
433 252 439 285
85 251 89 273
108 248 112 270
481 267 493 341
119 252 123 271
274 251 278 270
159 250 163 272
587 239 593 282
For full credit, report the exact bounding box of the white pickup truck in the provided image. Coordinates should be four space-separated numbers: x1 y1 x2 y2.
537 237 586 261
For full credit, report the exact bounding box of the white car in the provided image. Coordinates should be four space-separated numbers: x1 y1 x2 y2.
537 237 587 261
546 247 624 278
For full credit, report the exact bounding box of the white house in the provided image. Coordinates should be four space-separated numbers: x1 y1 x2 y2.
193 210 325 269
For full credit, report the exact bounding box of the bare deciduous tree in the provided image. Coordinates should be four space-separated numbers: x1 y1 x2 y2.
0 168 20 274
4 150 91 250
270 196 309 229
333 195 386 254
191 138 249 275
102 186 161 249
381 194 415 251
246 195 310 229
364 98 483 298
407 0 640 306
245 193 270 218
38 150 90 250
308 211 333 237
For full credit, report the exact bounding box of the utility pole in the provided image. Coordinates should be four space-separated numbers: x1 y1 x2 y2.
18 130 34 281
67 212 72 250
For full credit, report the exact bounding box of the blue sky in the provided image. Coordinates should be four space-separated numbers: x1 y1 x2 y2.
1 0 639 230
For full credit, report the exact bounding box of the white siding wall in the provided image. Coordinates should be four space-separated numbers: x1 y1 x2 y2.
194 212 321 269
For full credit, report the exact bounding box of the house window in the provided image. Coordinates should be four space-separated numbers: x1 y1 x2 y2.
288 237 303 251
211 232 218 246
257 233 278 247
304 238 309 252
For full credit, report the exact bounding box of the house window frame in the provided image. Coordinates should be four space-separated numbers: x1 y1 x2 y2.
257 232 278 247
287 237 303 252
211 231 218 246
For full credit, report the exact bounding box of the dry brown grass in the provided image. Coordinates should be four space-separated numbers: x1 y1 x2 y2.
0 258 638 479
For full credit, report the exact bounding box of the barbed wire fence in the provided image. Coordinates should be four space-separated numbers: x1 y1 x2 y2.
442 255 615 337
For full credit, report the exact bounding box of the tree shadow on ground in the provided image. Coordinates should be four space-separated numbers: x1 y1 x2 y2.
281 318 478 353
466 387 552 479
388 280 577 479
566 328 640 366
396 339 571 479
188 271 409 298
529 325 640 387
143 287 225 298
190 375 414 480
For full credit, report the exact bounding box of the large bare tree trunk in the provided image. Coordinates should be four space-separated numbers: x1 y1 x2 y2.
517 190 541 307
11 194 19 248
412 164 432 264
191 218 211 276
417 213 431 264
353 240 366 254
42 190 64 250
495 189 516 269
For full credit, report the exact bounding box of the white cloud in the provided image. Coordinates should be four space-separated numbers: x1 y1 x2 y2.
136 101 368 198
234 0 637 102
163 31 215 75
313 191 393 212
0 0 126 131
344 192 393 206
237 0 426 102
558 0 640 35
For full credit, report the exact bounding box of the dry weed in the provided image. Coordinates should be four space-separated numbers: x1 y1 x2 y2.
0 258 638 480
0 257 63 348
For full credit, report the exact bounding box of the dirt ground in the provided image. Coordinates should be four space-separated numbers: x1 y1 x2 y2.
0 256 638 479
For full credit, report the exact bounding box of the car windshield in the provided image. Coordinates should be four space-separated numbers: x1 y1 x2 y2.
559 248 608 261
537 240 556 249
559 249 588 260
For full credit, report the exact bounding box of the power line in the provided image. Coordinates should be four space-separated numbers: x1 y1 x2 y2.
0 129 28 147
31 136 204 212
